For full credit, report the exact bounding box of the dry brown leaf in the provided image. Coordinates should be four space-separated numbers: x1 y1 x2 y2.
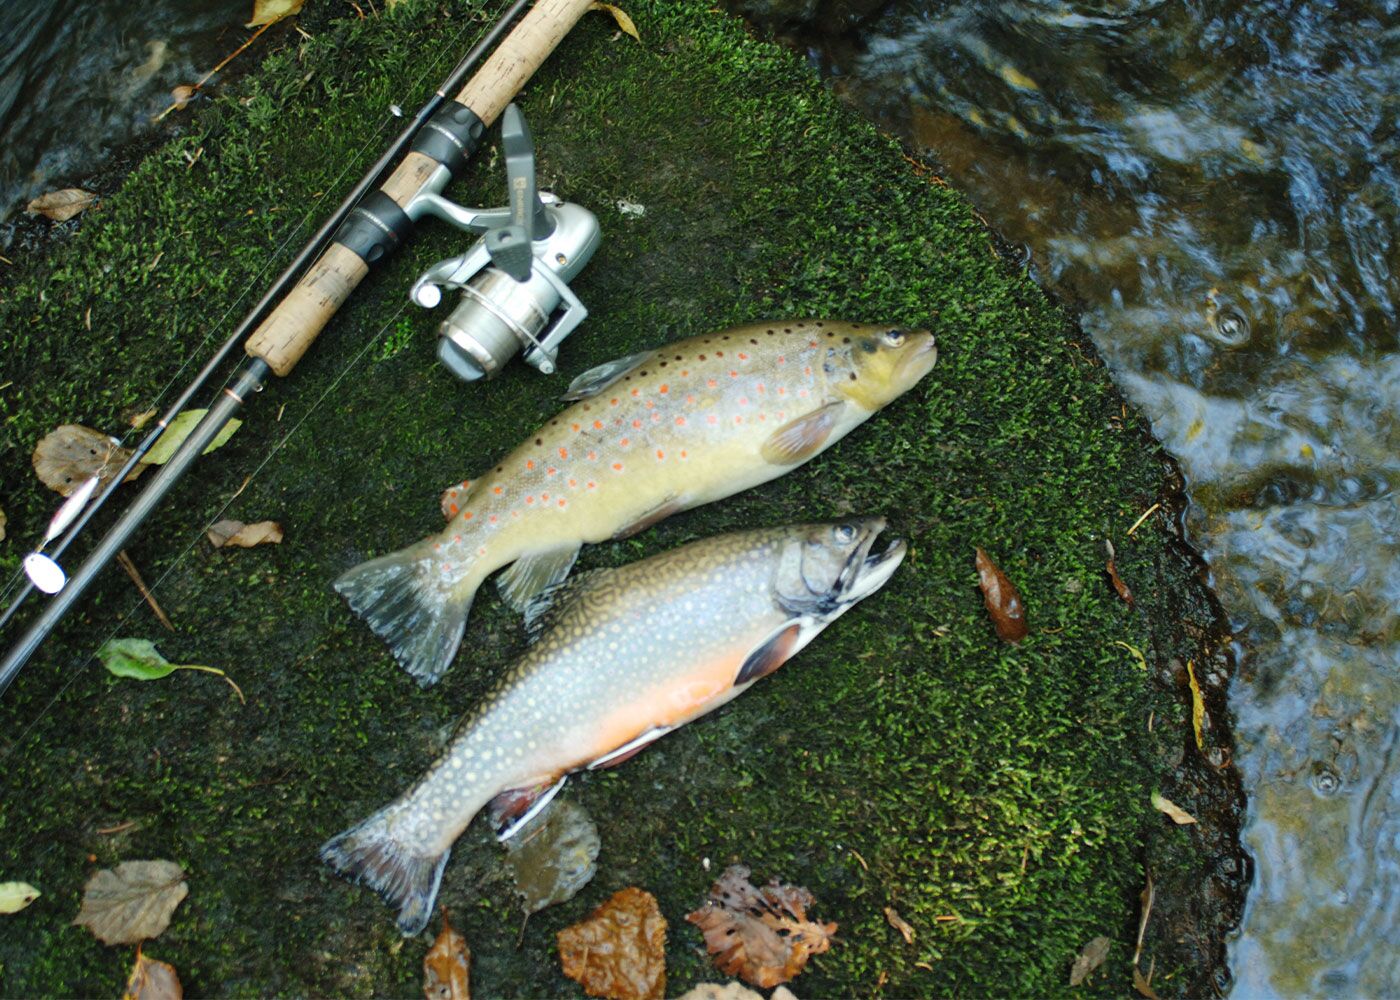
27 188 97 222
1133 964 1161 999
974 547 1028 643
33 425 145 497
129 408 158 430
1150 791 1198 826
675 985 797 1000
1133 873 1155 967
0 504 6 543
423 908 470 1000
884 906 914 944
1069 935 1110 986
207 519 283 548
123 945 183 1000
589 3 640 40
558 886 666 1000
73 860 188 945
1186 659 1207 751
169 86 197 111
686 865 836 989
1105 540 1135 607
247 0 306 27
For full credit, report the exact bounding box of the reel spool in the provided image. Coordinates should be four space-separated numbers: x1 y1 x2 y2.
408 103 600 381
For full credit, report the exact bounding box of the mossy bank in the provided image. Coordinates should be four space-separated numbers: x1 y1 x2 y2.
0 0 1242 995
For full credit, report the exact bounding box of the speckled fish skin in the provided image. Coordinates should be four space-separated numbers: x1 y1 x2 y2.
334 319 935 685
321 518 906 935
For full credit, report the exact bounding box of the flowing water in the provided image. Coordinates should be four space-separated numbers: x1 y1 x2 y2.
4 0 1397 994
743 0 1399 993
0 0 245 223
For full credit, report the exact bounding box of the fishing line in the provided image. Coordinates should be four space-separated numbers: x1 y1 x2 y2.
1 298 412 766
0 1 506 610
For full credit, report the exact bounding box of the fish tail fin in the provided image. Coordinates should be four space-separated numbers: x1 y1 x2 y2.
320 802 449 937
334 538 478 686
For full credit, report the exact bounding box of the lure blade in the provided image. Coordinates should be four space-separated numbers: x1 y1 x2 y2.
44 475 100 544
23 553 67 595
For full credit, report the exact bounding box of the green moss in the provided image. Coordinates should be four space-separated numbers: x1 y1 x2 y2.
0 1 1229 995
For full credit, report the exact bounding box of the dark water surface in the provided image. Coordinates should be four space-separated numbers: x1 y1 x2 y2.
749 0 1399 994
0 0 245 221
3 0 1396 995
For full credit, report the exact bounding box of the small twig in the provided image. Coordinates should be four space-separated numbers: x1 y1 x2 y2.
1127 502 1162 537
96 820 137 835
155 22 273 121
850 849 869 871
181 664 246 705
1133 871 1155 967
117 551 174 631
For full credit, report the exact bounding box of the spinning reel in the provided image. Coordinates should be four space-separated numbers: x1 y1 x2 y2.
408 103 600 381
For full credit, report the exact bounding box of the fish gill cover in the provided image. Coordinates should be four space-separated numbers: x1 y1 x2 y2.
0 0 1240 995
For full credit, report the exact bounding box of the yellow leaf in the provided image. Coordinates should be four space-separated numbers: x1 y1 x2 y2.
247 0 306 28
0 881 40 914
589 2 640 41
1186 659 1206 751
1112 640 1147 671
1150 791 1198 825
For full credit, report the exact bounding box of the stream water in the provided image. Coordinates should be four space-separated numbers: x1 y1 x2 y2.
3 0 1396 995
742 0 1399 994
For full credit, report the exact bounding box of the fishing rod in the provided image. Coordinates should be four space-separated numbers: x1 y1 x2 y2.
0 0 534 631
0 0 599 697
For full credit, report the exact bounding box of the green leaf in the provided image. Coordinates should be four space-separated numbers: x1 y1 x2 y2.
142 411 241 466
98 638 185 680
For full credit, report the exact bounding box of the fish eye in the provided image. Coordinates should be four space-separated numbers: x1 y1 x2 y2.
832 523 857 543
882 329 906 347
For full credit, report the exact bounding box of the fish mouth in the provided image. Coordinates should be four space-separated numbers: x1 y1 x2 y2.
836 519 907 605
895 332 938 385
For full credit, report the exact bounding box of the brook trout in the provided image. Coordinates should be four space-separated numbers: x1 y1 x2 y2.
335 320 935 684
322 518 904 934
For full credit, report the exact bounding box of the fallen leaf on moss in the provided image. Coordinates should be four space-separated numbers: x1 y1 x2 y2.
589 3 640 40
129 408 158 430
1186 659 1207 751
33 425 144 496
73 860 188 945
884 906 914 944
98 638 245 704
123 945 182 1000
687 865 836 989
558 886 666 1000
207 519 282 548
503 798 600 913
0 881 40 914
247 0 306 26
1105 540 1134 606
1069 935 1110 986
423 908 470 1000
1133 963 1161 999
1150 791 1197 825
674 985 797 1000
974 547 1028 643
142 410 241 466
27 188 97 221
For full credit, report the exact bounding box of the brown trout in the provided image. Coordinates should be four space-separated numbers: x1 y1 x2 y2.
335 320 935 684
322 518 906 935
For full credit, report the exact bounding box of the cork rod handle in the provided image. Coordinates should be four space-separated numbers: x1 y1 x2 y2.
246 0 596 377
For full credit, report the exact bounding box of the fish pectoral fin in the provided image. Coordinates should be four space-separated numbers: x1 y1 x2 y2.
522 569 605 640
489 776 568 841
612 495 687 540
560 350 655 401
496 543 582 612
760 401 844 465
735 621 803 685
439 477 478 520
587 727 673 770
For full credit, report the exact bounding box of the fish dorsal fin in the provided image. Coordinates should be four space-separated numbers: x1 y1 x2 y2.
735 622 802 685
760 401 843 465
439 477 478 520
561 351 655 401
496 542 583 613
521 568 606 640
